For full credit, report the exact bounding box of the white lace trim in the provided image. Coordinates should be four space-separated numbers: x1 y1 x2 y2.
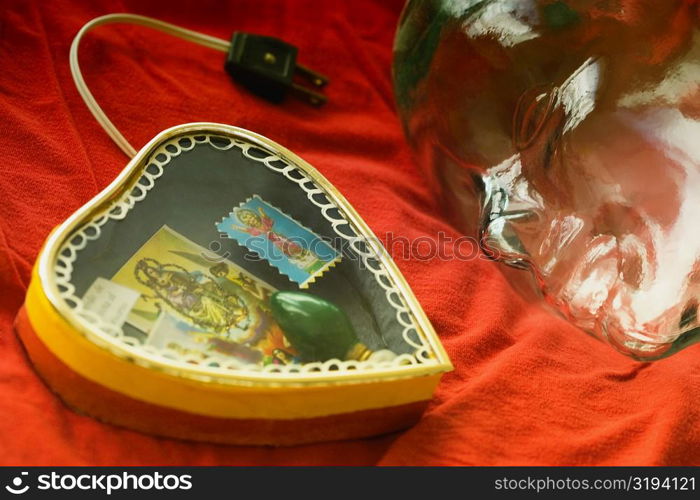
53 133 435 378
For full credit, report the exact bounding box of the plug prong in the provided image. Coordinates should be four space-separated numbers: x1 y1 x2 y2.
291 82 328 106
295 64 329 88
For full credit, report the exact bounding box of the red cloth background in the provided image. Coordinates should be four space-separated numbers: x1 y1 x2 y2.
1 0 699 466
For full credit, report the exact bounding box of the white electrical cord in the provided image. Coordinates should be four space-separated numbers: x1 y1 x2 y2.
69 13 231 158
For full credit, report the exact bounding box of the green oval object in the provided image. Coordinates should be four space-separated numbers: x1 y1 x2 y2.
270 291 360 362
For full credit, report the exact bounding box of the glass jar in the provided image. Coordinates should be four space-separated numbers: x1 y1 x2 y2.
394 0 700 359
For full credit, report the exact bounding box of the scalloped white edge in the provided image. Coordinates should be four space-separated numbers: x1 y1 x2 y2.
52 133 436 378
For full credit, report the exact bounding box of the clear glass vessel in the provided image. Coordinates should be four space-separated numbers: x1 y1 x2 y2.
394 0 700 359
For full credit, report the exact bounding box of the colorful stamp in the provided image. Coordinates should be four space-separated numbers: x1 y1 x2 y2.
216 195 340 288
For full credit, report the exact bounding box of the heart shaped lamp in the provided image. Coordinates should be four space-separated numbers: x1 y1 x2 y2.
15 123 452 445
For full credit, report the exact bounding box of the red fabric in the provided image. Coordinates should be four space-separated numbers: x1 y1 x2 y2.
1 0 699 466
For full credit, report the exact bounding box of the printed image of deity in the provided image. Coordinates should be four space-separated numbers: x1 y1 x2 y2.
134 257 249 335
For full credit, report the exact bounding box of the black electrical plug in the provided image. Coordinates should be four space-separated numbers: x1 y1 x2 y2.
225 32 328 106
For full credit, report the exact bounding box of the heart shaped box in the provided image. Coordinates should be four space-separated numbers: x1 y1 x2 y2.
15 123 452 445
